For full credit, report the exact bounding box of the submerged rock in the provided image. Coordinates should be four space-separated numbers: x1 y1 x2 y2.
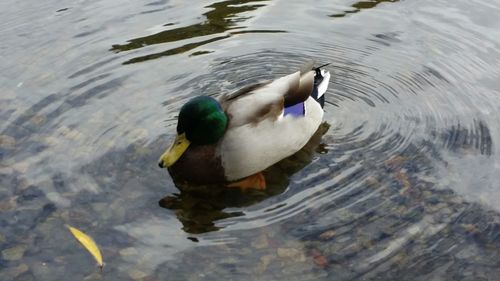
119 247 138 257
319 230 337 241
128 269 149 280
2 244 27 261
2 263 29 279
0 135 16 148
277 248 306 262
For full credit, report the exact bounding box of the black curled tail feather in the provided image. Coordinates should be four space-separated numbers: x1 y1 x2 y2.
311 64 331 108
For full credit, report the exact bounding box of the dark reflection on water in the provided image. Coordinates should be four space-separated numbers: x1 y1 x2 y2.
122 35 231 64
432 120 493 156
111 0 285 64
330 0 399 18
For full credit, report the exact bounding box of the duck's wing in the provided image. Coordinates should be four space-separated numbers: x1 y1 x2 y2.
219 66 315 128
217 64 331 181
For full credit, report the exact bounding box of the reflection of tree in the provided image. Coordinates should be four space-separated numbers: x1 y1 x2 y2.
159 123 330 234
330 0 399 18
110 0 284 64
121 35 231 64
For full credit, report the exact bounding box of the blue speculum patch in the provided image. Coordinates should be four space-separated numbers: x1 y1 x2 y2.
284 102 305 117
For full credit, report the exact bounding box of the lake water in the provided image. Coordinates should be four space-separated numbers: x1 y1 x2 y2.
2 0 500 280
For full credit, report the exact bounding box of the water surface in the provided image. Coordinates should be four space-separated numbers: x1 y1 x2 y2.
2 0 500 280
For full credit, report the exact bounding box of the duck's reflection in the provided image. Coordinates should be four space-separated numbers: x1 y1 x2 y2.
159 123 330 234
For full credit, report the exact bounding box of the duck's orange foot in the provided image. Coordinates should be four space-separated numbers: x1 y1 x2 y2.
227 172 266 191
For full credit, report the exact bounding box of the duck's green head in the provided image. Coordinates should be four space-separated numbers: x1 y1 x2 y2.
158 96 228 168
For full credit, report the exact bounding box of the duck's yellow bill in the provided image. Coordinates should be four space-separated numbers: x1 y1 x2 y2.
158 133 190 168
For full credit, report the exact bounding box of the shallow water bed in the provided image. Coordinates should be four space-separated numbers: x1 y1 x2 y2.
2 0 500 280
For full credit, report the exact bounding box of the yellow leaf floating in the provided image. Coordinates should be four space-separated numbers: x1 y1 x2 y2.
66 225 104 269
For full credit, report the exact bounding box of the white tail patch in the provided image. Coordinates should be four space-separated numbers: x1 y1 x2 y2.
317 70 330 98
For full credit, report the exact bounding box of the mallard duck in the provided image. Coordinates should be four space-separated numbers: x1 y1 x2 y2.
158 62 331 190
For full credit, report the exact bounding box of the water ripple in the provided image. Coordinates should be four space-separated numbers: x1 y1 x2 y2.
3 0 500 280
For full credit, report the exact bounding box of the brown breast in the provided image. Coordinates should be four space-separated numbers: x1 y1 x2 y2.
168 144 226 184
